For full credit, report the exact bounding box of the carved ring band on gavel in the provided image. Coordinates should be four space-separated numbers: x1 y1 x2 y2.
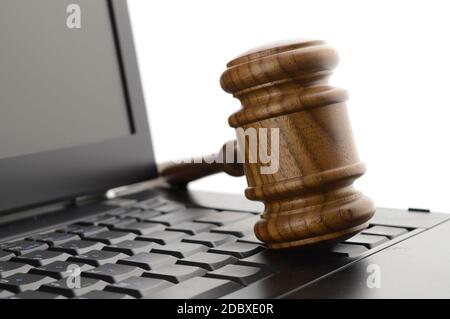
159 39 375 250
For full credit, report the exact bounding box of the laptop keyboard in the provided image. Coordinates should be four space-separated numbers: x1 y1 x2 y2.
0 196 413 299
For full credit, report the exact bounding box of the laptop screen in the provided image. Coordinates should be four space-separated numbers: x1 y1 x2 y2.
0 0 132 160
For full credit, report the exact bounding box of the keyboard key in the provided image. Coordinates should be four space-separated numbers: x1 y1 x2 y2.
10 291 65 299
82 263 143 283
206 264 269 286
103 207 129 216
0 273 55 293
210 217 258 237
362 225 408 239
112 221 164 235
146 211 198 226
4 240 49 256
103 240 156 255
182 233 234 248
237 234 264 245
78 215 122 227
59 225 107 237
209 242 264 258
118 252 176 271
0 290 14 298
166 222 213 235
0 251 14 261
122 210 161 221
105 276 172 298
330 243 369 257
68 250 127 266
148 277 241 299
50 240 105 255
30 261 93 279
40 277 107 298
195 211 252 226
152 202 185 214
27 232 79 246
132 198 167 210
152 242 208 258
11 250 70 267
237 250 291 271
143 264 206 283
84 231 135 245
345 234 389 249
177 252 238 271
78 290 134 299
137 231 186 245
0 261 32 278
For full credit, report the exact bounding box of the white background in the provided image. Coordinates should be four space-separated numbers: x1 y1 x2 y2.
128 0 450 213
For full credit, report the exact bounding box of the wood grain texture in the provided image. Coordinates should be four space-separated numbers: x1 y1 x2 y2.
220 39 375 249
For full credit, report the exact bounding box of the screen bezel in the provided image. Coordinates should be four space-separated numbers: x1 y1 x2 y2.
0 0 157 214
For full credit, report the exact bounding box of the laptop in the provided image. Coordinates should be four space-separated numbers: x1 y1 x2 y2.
0 0 449 299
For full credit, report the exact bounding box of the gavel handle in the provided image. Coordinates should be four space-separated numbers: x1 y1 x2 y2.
158 140 244 187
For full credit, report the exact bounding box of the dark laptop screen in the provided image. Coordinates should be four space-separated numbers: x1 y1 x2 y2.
0 0 132 160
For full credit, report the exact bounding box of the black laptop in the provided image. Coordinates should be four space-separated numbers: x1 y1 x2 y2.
0 0 449 299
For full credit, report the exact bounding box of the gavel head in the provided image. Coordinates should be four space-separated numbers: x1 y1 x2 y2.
220 39 375 250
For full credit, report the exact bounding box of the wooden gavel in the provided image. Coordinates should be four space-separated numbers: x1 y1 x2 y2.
160 39 375 250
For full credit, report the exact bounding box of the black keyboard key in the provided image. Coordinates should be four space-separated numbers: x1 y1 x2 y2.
60 225 108 237
30 261 93 279
166 222 213 235
206 264 269 286
330 243 369 257
182 232 234 247
27 232 79 246
4 240 49 256
10 291 66 299
40 277 107 298
11 250 70 267
118 252 176 271
143 264 206 283
362 225 408 239
112 221 164 235
0 261 32 278
177 252 238 271
152 242 208 258
0 273 55 293
82 263 143 283
50 240 105 255
0 251 14 261
84 231 135 245
103 240 156 256
105 276 172 298
148 277 241 299
195 211 252 226
122 210 161 221
103 207 129 216
209 242 264 258
68 250 127 266
210 217 258 237
78 290 134 299
345 234 389 249
137 231 186 245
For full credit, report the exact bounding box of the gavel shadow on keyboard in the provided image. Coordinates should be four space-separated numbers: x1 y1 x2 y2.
159 39 375 250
